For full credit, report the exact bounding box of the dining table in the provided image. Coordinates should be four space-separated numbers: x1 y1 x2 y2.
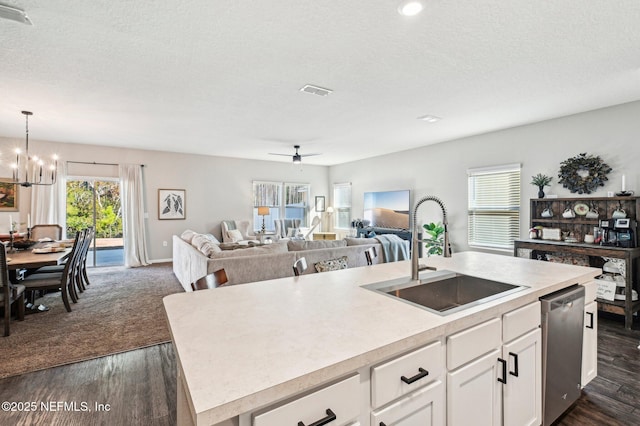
6 245 71 283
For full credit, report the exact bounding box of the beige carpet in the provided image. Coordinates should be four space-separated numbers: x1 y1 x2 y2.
0 262 184 379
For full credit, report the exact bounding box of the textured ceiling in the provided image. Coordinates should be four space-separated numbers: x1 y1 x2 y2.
1 0 639 165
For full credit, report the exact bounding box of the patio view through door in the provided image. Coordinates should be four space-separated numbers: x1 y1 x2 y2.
66 179 124 267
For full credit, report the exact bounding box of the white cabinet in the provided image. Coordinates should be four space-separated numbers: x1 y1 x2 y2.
446 302 541 426
371 379 445 426
582 300 598 387
447 349 502 426
502 328 542 426
253 374 360 426
371 341 445 426
581 280 598 388
371 341 444 408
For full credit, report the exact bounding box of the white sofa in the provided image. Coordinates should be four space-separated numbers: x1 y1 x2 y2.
172 233 384 292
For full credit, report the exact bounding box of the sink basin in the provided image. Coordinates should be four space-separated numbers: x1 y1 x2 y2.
362 270 528 316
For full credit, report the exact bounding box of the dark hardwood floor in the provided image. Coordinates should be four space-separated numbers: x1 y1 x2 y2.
0 313 638 425
0 344 176 426
557 313 640 426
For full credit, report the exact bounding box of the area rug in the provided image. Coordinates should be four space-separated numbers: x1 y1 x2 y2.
0 262 183 379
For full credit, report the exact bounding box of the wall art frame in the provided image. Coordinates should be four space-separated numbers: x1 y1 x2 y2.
0 180 19 211
158 189 186 220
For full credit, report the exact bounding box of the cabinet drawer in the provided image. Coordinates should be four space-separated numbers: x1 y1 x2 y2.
502 301 540 343
371 379 445 426
582 280 597 302
447 318 501 371
371 341 443 409
253 374 360 426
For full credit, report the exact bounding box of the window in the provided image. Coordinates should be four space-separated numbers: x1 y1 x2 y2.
333 183 352 229
468 164 520 250
252 181 309 231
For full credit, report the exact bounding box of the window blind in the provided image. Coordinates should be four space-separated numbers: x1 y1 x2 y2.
468 165 521 249
253 181 282 207
333 183 352 229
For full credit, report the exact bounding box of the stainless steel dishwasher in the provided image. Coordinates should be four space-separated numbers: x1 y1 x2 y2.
540 284 585 426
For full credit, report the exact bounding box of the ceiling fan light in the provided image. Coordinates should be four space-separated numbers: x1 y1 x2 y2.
293 154 302 164
398 1 424 17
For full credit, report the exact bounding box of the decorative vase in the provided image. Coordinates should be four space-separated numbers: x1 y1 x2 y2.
538 186 545 198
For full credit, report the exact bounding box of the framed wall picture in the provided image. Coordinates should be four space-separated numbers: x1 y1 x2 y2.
315 196 325 212
158 189 186 220
0 180 19 212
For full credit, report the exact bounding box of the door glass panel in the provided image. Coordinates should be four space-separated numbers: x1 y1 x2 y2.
66 179 123 266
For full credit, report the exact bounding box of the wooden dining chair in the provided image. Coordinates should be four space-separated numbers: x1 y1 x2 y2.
20 231 84 312
30 224 63 241
293 257 308 276
191 269 228 291
365 246 378 266
1 245 26 336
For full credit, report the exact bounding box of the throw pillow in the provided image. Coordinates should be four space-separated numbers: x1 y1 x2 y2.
226 229 243 243
201 241 222 258
287 227 299 238
203 233 220 244
181 229 197 243
314 256 349 273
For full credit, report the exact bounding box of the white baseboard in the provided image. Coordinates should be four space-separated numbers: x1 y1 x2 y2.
150 258 172 264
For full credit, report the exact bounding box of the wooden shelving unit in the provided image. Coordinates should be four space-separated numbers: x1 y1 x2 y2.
515 196 640 330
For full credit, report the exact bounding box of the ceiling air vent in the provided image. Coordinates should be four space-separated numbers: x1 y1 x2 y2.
300 84 333 97
0 4 32 25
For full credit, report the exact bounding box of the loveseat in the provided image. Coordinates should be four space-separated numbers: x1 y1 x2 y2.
172 231 385 292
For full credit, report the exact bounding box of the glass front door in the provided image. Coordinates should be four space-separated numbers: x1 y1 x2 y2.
66 179 123 267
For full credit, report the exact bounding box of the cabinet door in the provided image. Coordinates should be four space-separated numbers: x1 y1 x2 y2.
447 349 501 426
371 380 445 426
582 301 598 387
502 329 542 426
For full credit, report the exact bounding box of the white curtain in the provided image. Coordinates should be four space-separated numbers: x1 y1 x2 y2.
119 164 150 267
30 162 67 234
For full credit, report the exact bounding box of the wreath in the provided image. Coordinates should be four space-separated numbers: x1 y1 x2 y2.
558 153 612 194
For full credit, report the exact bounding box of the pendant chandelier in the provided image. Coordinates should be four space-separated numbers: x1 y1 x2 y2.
1 111 58 187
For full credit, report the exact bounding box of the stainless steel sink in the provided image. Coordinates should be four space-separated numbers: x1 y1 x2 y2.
362 270 528 316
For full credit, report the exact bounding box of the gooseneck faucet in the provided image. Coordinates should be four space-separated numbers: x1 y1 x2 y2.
411 195 451 281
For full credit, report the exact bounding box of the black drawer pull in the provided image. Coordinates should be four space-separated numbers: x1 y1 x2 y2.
298 408 336 426
586 311 594 329
509 352 519 377
401 367 429 384
497 358 507 384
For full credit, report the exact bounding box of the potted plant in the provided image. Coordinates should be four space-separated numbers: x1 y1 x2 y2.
531 173 553 198
422 222 445 256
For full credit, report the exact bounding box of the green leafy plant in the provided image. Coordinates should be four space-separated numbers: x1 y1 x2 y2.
422 222 445 256
530 173 553 187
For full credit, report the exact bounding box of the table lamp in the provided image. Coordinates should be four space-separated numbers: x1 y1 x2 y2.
257 206 269 233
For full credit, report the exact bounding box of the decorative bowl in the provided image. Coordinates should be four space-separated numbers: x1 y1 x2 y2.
12 239 37 250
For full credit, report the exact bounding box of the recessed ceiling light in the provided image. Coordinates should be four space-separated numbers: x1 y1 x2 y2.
0 4 32 25
417 115 441 123
398 1 424 17
300 84 333 97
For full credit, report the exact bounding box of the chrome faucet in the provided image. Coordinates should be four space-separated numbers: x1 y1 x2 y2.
411 195 451 281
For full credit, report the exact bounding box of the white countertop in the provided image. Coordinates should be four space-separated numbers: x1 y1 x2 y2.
163 251 600 425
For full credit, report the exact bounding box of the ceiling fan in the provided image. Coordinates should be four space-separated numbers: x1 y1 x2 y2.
268 145 321 164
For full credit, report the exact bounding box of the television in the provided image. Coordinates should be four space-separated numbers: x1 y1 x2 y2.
363 190 410 230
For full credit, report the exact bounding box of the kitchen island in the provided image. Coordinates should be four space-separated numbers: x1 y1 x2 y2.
163 252 600 426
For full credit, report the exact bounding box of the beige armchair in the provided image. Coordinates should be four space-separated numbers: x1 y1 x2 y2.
221 220 258 243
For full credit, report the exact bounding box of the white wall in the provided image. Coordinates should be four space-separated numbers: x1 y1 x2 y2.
3 100 638 261
0 139 328 261
329 100 640 255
